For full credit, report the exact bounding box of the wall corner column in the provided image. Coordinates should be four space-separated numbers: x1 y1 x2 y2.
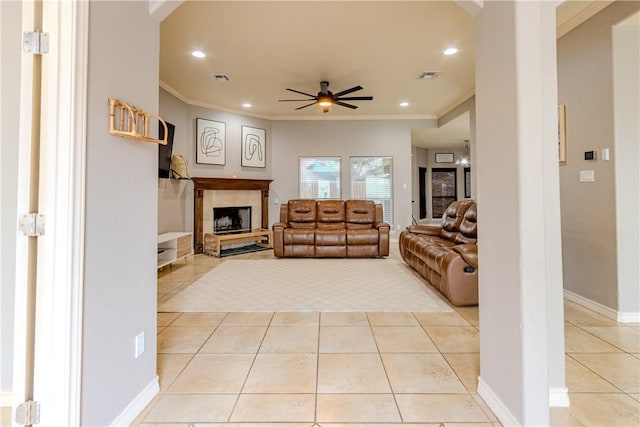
474 1 564 425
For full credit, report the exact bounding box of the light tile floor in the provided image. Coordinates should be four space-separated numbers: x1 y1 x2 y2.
132 248 640 427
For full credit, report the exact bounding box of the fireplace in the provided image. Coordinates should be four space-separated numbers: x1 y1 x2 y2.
213 206 251 234
192 178 272 253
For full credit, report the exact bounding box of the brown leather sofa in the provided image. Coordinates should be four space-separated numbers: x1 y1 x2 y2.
273 199 390 257
399 200 478 306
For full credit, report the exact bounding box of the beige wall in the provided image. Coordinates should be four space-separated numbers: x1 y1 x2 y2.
557 0 640 310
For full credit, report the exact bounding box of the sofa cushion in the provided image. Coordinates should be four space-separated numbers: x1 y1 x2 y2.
455 203 477 244
316 200 346 230
284 229 315 245
439 200 472 241
287 199 317 229
316 229 347 246
345 200 375 229
346 229 379 245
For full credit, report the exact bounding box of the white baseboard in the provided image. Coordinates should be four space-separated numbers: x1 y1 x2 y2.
549 386 570 407
564 290 639 323
0 391 12 407
109 376 159 427
477 376 520 427
618 311 640 323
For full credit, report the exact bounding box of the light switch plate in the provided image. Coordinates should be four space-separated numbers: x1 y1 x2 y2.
135 331 145 358
579 170 595 183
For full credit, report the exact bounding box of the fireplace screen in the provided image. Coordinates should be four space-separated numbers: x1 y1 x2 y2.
213 206 252 234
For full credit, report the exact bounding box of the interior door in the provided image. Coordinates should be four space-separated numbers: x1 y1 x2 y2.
431 168 457 218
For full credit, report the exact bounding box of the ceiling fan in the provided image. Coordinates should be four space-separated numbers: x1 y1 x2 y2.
279 81 373 113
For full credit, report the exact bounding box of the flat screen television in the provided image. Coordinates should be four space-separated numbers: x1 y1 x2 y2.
158 121 175 178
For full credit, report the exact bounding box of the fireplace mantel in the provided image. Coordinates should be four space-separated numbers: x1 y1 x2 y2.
192 177 272 253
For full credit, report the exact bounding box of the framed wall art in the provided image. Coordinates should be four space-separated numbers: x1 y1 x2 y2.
241 126 266 168
435 153 454 163
196 118 226 165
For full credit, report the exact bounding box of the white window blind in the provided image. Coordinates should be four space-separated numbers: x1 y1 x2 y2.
350 157 393 224
299 157 341 199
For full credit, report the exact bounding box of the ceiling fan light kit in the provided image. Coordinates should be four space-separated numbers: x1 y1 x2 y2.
278 80 373 113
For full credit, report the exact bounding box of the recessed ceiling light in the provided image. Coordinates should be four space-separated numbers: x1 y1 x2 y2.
444 47 458 56
191 50 206 58
242 103 252 108
400 102 409 107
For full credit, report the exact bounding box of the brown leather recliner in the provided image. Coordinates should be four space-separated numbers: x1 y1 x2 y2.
399 200 478 306
272 199 390 257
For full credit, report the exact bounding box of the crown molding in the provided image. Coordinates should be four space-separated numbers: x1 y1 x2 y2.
556 1 614 39
160 81 437 122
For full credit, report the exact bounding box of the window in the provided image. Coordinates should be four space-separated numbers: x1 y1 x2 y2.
350 157 393 225
299 157 341 199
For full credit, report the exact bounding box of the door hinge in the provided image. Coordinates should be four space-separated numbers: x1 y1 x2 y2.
19 213 45 237
23 31 49 55
15 400 40 425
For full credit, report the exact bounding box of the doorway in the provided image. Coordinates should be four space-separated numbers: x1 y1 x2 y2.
418 167 427 219
431 168 457 218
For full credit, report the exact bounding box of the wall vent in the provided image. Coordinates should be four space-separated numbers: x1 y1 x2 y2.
419 71 441 80
208 73 231 82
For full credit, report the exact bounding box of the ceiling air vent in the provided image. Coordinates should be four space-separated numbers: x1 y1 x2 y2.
419 71 441 80
208 74 231 82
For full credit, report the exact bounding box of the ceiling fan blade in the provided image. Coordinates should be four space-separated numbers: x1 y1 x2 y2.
334 101 358 110
335 96 373 101
278 99 316 102
295 101 318 110
286 88 317 98
332 85 363 97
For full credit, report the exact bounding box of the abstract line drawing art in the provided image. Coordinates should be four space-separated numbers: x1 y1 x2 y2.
241 126 266 168
196 118 226 165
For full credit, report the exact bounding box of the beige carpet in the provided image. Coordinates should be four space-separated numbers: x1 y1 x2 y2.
159 258 453 313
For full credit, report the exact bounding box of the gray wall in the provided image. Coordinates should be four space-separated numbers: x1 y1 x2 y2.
0 0 21 399
158 88 272 234
414 146 472 221
158 88 191 233
158 88 430 234
557 0 640 310
82 2 159 425
271 119 427 232
612 14 640 317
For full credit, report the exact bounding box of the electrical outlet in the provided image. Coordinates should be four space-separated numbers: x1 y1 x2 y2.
135 331 145 359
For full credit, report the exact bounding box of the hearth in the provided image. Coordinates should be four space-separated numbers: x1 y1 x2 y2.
213 206 251 234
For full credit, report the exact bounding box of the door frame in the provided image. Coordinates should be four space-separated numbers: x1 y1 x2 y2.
430 167 458 218
12 1 88 425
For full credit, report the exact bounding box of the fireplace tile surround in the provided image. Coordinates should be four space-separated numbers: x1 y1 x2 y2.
192 177 272 253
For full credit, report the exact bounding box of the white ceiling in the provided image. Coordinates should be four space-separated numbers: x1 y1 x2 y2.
159 1 609 148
